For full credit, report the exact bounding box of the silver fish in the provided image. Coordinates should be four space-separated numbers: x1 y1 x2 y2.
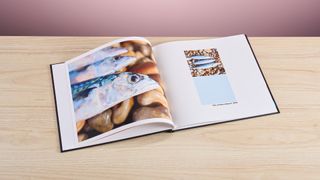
68 47 128 72
193 59 216 65
193 62 220 69
188 55 212 60
72 72 160 122
69 55 136 84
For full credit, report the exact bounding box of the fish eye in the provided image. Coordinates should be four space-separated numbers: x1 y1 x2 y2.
128 74 141 84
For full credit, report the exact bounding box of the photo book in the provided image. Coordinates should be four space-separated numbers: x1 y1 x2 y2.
51 34 279 152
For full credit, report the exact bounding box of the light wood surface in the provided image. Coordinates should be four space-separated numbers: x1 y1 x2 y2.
0 37 319 179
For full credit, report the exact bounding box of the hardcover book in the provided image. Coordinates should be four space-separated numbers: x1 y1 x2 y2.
51 34 279 152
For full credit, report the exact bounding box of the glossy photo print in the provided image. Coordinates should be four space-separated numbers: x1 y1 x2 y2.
184 48 237 106
68 40 171 142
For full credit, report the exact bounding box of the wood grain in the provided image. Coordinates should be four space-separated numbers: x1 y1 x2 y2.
0 37 320 180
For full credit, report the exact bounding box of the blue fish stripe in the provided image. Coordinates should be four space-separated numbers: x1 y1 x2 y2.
71 74 118 98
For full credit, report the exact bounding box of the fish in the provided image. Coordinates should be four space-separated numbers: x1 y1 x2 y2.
69 55 136 84
188 55 212 60
193 59 216 65
68 47 128 72
72 72 160 122
193 62 220 69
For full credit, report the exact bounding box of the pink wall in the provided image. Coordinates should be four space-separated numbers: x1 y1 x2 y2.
0 0 319 36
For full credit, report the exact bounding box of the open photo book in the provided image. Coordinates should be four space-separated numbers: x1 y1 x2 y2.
51 34 279 152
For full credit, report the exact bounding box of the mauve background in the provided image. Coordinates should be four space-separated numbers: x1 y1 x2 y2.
0 0 319 36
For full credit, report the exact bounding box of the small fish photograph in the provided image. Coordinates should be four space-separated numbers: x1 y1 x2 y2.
68 40 171 142
184 48 237 105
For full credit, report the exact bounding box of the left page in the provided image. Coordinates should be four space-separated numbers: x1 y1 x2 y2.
51 37 174 152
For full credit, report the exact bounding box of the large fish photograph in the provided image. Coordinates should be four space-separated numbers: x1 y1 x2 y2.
184 48 237 105
68 40 172 142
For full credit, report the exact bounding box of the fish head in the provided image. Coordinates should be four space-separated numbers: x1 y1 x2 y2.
72 72 160 121
111 72 160 94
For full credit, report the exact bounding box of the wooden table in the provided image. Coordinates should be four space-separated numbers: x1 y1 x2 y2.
0 37 319 179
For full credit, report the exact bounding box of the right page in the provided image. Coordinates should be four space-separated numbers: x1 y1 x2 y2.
153 34 279 130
